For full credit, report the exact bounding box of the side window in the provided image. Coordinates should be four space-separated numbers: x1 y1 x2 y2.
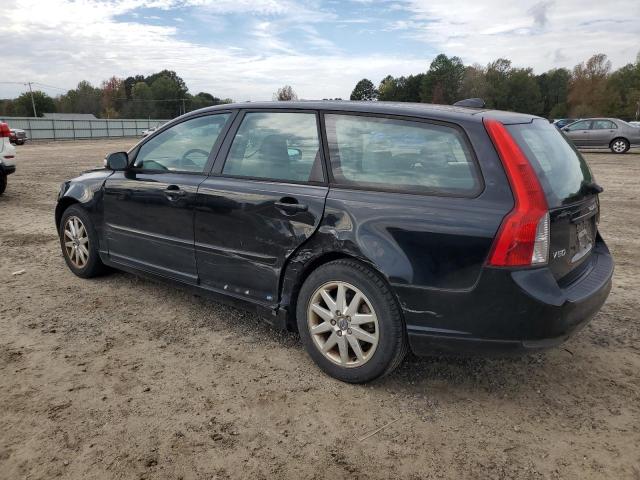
222 112 321 182
592 120 616 129
135 114 231 173
567 120 591 131
324 114 480 195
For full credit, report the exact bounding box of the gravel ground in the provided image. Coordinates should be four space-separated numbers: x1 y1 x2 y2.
1 139 639 480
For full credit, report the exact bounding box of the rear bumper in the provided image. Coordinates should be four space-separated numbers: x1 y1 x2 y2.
398 237 613 356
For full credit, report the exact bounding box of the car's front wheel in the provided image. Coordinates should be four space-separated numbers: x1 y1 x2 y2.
296 259 407 383
0 171 6 195
59 205 107 278
610 138 629 154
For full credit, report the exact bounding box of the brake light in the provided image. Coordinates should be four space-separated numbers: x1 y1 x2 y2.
484 118 549 266
0 123 10 138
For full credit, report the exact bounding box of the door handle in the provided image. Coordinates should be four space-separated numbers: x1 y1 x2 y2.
275 197 308 213
164 185 186 200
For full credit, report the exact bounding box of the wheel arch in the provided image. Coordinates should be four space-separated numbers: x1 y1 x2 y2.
279 248 396 332
55 197 80 232
609 136 630 151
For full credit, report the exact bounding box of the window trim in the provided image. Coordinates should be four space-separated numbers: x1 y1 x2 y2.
320 110 485 198
127 110 237 175
567 120 592 131
211 108 328 186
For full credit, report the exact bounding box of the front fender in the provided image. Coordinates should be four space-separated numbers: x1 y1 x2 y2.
55 169 113 232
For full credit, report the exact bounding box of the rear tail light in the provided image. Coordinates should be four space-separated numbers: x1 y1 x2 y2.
484 118 549 266
0 123 10 138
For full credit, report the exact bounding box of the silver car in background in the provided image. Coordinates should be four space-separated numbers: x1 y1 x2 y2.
562 118 640 154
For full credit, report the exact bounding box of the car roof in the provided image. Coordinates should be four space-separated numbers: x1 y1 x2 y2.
193 100 538 125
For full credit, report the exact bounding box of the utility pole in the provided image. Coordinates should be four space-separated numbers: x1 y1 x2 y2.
26 82 37 117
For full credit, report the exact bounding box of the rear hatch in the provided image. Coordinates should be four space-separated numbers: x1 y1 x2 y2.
506 119 599 282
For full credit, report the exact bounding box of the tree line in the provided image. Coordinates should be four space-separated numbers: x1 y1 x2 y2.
350 53 640 120
0 70 233 119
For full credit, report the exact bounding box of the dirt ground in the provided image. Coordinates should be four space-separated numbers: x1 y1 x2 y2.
0 139 639 480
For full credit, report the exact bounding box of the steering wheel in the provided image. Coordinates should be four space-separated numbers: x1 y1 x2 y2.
178 148 209 169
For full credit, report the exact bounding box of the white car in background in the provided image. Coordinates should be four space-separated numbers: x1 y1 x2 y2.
141 124 164 137
0 122 17 195
629 121 640 128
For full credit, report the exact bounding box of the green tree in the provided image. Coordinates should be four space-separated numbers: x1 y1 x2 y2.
350 79 378 101
131 82 154 118
55 81 102 116
537 68 570 118
484 58 512 110
507 68 543 115
420 54 465 104
14 91 55 117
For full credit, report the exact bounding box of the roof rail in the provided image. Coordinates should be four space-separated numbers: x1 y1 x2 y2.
453 98 486 108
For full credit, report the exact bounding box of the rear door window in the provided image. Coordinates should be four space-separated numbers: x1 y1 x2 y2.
506 119 594 207
324 114 481 196
222 112 322 183
592 120 616 129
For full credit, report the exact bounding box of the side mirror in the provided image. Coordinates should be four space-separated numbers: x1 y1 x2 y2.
562 127 569 132
287 147 302 161
105 151 128 170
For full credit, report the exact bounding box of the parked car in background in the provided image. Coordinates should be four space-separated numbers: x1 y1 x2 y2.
55 101 613 383
9 128 28 145
0 122 17 195
553 118 578 129
562 118 640 153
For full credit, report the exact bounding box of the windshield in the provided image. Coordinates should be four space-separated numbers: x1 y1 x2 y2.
506 119 594 207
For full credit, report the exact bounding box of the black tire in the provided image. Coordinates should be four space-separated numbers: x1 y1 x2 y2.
17 140 24 145
0 171 6 195
59 204 107 278
610 137 629 154
296 259 408 383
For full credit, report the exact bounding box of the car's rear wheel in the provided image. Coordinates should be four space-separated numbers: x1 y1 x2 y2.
59 205 107 278
296 259 407 383
610 138 629 154
0 171 6 195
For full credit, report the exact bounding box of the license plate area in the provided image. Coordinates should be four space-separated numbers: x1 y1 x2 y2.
571 219 594 263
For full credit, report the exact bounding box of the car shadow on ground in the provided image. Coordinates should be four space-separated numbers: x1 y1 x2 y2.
104 270 564 394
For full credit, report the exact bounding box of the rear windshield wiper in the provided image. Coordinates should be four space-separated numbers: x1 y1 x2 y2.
580 181 604 195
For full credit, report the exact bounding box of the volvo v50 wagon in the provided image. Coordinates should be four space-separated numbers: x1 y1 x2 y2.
55 101 613 383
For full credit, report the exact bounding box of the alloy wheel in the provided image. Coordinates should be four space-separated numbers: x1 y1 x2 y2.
63 216 90 268
612 140 627 153
307 281 379 368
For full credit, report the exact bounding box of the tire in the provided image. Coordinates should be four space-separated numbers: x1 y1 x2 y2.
17 140 24 145
59 204 107 278
296 259 408 383
0 171 6 195
610 138 629 154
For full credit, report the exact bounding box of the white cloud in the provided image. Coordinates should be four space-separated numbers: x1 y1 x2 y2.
393 0 640 71
0 0 638 102
0 0 419 100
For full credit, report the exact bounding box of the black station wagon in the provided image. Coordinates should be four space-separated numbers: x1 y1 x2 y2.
55 101 613 383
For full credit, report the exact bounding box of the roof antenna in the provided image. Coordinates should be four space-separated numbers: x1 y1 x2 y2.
453 98 486 108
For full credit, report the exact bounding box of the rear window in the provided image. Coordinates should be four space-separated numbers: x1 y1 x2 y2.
506 119 593 207
325 114 481 196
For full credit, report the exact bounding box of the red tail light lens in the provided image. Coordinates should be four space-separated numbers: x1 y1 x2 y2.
0 123 10 138
484 118 549 266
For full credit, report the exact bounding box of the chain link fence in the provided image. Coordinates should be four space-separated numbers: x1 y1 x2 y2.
0 117 169 141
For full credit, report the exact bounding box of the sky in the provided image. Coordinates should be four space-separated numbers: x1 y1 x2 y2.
0 0 639 101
